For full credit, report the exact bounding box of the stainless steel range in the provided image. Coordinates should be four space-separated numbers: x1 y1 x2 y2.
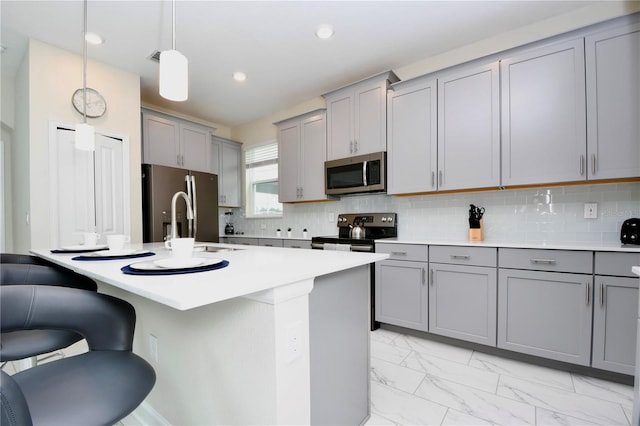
311 213 398 252
312 213 397 329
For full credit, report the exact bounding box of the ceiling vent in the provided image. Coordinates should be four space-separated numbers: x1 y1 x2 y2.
148 50 161 63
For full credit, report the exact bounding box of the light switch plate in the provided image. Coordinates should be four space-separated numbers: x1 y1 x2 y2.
584 203 598 219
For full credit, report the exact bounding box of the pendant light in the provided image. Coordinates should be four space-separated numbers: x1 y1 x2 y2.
75 0 95 151
159 0 188 101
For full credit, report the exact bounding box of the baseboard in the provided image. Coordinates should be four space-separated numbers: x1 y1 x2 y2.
121 401 170 426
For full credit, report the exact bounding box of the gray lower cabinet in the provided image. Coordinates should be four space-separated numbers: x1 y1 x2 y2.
258 238 284 247
375 260 428 331
428 245 497 346
592 251 640 375
429 263 497 346
224 237 259 246
497 268 593 366
283 239 311 249
592 276 638 374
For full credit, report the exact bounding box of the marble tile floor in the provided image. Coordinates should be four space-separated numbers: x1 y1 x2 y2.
366 328 634 426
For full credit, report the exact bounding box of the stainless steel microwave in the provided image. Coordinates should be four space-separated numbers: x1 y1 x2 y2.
325 152 386 195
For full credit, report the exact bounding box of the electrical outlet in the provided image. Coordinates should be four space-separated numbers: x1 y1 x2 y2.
149 334 158 363
584 202 598 219
328 213 335 223
260 223 267 230
286 322 302 364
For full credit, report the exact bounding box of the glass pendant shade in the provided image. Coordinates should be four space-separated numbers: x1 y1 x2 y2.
159 49 188 101
75 122 95 151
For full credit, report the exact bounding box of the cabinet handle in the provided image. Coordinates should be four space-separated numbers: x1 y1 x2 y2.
430 269 434 286
350 141 354 154
177 154 181 166
290 245 301 249
591 154 596 176
431 172 435 188
391 251 407 256
586 282 591 306
264 244 273 247
451 255 470 260
354 140 358 153
530 258 556 264
438 170 443 186
600 283 604 307
579 155 585 176
422 268 426 285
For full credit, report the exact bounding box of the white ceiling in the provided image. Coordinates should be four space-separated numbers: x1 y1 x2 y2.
1 1 604 128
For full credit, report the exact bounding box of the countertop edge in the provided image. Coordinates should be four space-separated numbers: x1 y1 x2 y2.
375 239 640 253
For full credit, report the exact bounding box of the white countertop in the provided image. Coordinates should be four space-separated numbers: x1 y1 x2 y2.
222 234 312 241
377 239 640 253
32 243 387 311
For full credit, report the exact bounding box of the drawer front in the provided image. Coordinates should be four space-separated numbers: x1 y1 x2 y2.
375 243 428 262
499 248 592 274
595 252 640 277
429 245 497 267
227 237 259 246
259 238 284 247
283 239 311 249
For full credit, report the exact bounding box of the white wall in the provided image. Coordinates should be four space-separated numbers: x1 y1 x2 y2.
10 39 141 253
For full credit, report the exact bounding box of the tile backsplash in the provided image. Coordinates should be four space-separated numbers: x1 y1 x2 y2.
221 183 640 244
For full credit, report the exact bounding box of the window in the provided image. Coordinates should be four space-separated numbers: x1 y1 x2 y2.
245 142 283 218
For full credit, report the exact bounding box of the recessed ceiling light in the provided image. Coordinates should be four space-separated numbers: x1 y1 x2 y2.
85 32 104 45
315 25 334 40
233 71 247 82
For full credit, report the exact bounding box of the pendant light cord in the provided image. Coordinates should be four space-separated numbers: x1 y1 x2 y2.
82 0 88 124
172 0 176 50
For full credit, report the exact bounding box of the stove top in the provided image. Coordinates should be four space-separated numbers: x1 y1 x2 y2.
312 213 397 245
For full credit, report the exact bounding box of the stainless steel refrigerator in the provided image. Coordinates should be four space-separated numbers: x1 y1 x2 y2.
142 164 219 243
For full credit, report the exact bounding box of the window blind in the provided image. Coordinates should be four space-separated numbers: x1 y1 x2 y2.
245 143 278 169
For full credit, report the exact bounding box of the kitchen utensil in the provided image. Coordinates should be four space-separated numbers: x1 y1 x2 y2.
349 221 366 239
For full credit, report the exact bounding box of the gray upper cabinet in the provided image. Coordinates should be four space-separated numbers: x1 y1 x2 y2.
325 72 399 160
276 110 330 203
501 39 587 186
585 23 640 180
437 62 501 191
142 109 213 173
428 246 497 346
387 77 437 194
211 137 242 208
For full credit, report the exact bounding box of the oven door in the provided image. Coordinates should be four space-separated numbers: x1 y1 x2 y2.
311 242 374 252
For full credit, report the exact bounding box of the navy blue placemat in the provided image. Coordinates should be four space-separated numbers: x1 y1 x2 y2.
73 252 156 261
121 260 229 275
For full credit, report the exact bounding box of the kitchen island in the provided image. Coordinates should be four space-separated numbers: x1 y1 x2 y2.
32 243 388 425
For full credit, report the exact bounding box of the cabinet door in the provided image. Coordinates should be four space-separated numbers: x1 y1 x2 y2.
278 120 301 202
181 123 210 173
142 112 180 167
299 112 327 201
220 141 241 207
375 260 428 331
592 276 638 375
354 81 387 156
387 79 437 194
501 39 586 186
438 62 500 191
429 264 497 346
498 269 592 365
586 24 640 180
326 92 353 160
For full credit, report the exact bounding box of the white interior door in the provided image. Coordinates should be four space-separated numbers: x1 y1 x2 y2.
50 124 129 248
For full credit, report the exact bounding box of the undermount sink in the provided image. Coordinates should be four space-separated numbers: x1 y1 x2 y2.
193 244 242 253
